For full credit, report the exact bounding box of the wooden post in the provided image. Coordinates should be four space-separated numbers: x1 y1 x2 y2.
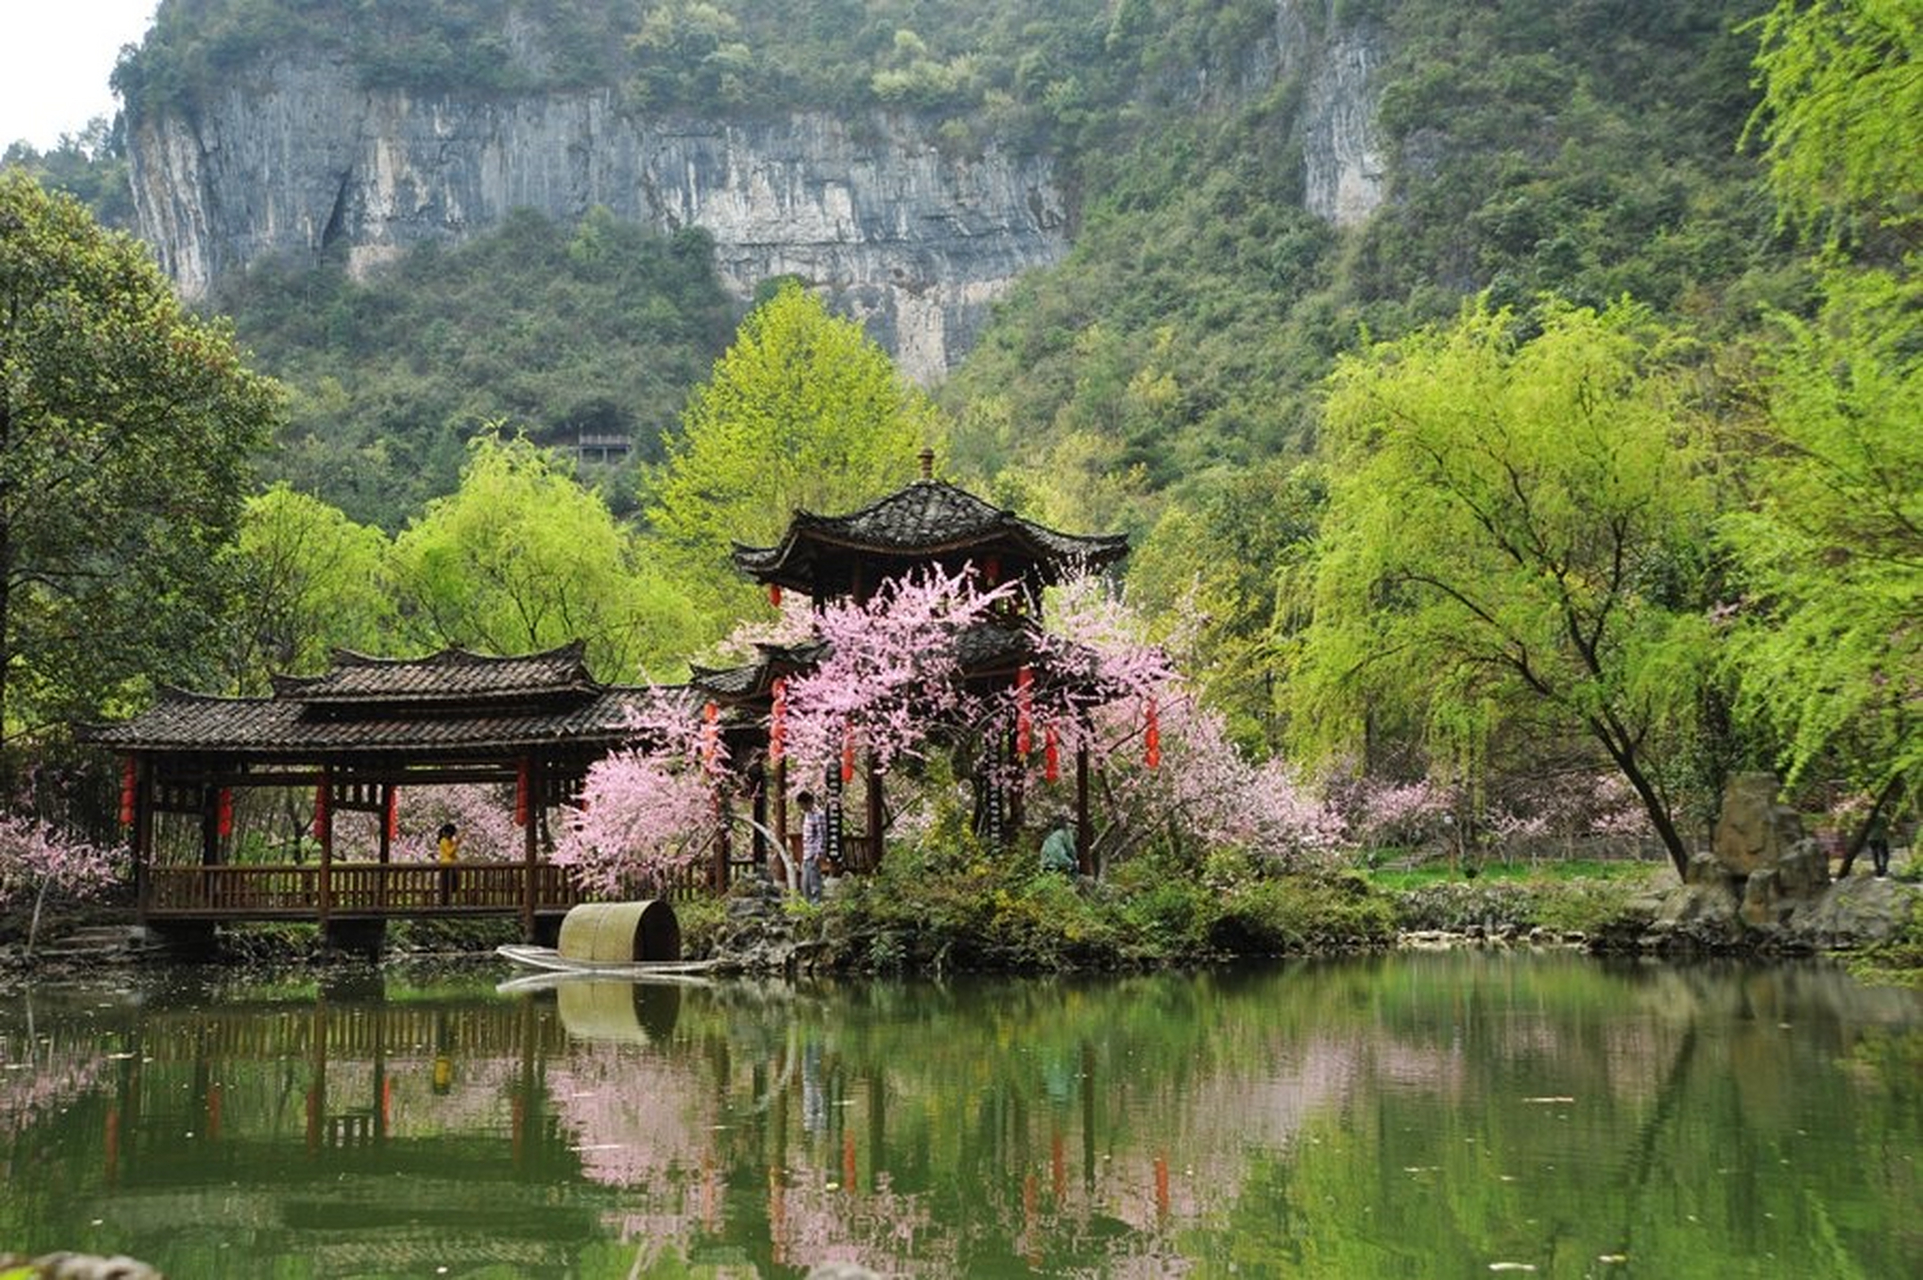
317 767 333 930
1076 740 1093 877
521 756 539 943
200 785 220 869
132 757 154 917
865 755 885 872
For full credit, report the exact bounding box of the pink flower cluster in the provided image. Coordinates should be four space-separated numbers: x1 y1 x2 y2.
0 810 123 907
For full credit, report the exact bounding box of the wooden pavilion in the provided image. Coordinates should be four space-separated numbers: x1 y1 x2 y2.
79 643 655 944
712 449 1129 874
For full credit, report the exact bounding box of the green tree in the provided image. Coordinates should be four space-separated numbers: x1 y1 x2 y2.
392 433 699 682
1744 0 1923 241
0 170 280 742
221 484 395 693
1721 266 1921 824
643 281 940 625
1291 300 1718 875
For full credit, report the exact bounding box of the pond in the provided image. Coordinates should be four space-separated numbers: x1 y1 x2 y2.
2 952 1917 1278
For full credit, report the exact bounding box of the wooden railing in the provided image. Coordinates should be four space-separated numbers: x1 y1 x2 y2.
144 863 585 919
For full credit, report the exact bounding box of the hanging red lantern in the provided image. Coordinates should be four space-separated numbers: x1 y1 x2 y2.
514 759 531 827
386 787 400 841
217 788 233 839
982 554 1001 585
769 677 788 764
769 583 783 607
1144 698 1162 770
841 721 857 784
1015 665 1033 756
1043 724 1060 783
118 757 137 828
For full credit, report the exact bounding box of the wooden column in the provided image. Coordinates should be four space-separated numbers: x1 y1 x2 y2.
520 756 539 943
316 766 333 929
133 757 154 917
200 784 221 869
772 757 790 890
1075 740 1094 877
864 756 885 872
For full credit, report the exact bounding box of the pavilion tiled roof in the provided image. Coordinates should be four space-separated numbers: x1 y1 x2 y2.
689 642 830 705
732 479 1127 595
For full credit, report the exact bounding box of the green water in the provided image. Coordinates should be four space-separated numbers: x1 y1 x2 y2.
3 953 1917 1278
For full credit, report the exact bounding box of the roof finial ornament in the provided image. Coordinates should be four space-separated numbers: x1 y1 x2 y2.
918 446 935 482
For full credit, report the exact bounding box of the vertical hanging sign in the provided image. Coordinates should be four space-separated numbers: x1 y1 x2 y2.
1144 697 1162 770
217 788 233 839
386 787 400 841
514 759 531 827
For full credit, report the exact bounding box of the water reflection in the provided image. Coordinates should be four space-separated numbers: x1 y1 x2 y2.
2 954 1918 1277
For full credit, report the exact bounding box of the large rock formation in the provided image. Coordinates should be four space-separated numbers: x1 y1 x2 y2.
1627 772 1918 952
123 2 1387 380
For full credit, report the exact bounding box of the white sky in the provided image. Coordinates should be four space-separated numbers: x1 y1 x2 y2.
1 1 158 151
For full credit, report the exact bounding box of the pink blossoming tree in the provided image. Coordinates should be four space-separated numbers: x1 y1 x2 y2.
558 565 1339 890
0 811 125 956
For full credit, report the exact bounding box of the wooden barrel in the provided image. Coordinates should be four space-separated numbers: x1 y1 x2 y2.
556 900 681 963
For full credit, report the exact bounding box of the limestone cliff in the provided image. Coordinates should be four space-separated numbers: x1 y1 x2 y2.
125 2 1384 380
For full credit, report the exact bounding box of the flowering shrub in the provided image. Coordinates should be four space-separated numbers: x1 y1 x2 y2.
0 810 126 953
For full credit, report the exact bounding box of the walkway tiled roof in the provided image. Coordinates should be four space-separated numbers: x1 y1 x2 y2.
81 643 652 761
733 479 1127 596
272 642 597 705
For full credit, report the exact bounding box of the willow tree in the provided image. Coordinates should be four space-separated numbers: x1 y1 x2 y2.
1291 300 1717 876
643 281 940 629
0 171 279 743
1744 0 1922 241
1722 268 1920 844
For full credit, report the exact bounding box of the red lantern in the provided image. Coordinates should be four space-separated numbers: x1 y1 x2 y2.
1043 724 1060 783
217 788 233 839
1015 665 1033 756
982 555 1001 585
769 677 788 764
841 722 857 784
769 583 783 607
514 759 530 827
386 788 400 841
1144 698 1161 770
118 757 137 828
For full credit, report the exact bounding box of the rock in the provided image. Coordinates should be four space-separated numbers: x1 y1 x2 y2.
1713 772 1805 878
1787 874 1922 949
1647 879 1744 950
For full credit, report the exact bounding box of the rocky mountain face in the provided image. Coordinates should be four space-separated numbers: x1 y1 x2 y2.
126 1 1384 381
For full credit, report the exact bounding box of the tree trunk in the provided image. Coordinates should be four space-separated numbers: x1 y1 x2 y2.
1591 719 1691 877
1838 774 1903 878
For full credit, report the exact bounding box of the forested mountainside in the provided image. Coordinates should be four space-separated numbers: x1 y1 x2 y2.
80 0 1791 538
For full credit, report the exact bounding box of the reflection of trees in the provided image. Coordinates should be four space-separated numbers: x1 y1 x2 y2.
3 959 1917 1277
